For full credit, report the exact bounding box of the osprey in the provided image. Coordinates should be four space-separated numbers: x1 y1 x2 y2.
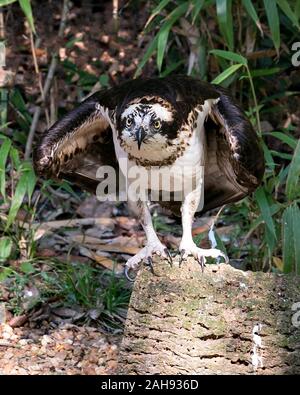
33 76 264 279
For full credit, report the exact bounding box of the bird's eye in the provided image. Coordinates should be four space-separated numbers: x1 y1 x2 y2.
126 118 133 127
154 120 161 130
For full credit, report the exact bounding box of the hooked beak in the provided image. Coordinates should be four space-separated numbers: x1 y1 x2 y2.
136 127 146 150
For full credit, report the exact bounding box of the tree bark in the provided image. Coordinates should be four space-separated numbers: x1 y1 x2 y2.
117 259 300 375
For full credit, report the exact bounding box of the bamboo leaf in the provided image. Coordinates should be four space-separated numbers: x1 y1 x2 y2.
9 146 21 170
157 27 171 72
23 162 36 203
242 0 263 35
192 0 205 24
286 139 300 200
263 0 280 51
266 131 297 150
5 170 28 230
296 0 300 20
157 2 189 71
211 63 243 84
145 0 171 29
292 204 300 275
277 0 300 28
216 0 234 50
0 237 12 261
262 141 275 170
255 187 277 241
0 0 17 5
18 0 35 33
248 67 281 78
135 34 159 77
282 204 300 274
0 137 11 201
210 49 247 65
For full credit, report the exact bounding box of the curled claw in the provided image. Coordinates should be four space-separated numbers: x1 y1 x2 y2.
223 253 229 264
124 266 137 282
164 248 173 267
145 256 155 274
179 249 186 267
197 255 206 273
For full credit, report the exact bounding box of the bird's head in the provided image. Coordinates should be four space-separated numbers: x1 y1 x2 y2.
116 97 185 164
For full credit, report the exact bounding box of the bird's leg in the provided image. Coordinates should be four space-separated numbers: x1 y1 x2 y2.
125 200 172 279
179 185 228 270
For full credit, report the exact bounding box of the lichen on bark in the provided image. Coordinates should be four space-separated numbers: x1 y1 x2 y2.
118 258 300 375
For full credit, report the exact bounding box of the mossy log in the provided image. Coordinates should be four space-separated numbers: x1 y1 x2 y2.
118 259 300 375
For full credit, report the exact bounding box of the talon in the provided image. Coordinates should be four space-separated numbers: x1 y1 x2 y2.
179 249 186 267
197 256 206 273
145 256 155 274
124 266 137 282
164 248 173 267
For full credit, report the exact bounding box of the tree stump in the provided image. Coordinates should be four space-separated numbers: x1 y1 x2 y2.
118 259 300 374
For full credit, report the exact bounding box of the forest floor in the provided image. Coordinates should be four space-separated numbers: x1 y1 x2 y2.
1 0 150 375
0 322 119 374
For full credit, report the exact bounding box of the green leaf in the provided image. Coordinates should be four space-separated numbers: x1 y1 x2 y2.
157 27 171 72
9 146 21 170
277 0 300 28
135 34 159 77
10 89 32 130
192 0 205 24
263 0 280 51
254 187 277 241
265 226 276 257
211 63 243 84
20 261 35 274
157 2 189 71
266 131 297 150
0 0 17 5
5 170 28 230
248 67 281 78
292 204 300 275
18 0 35 33
270 150 293 160
19 161 36 204
0 237 13 261
145 0 171 28
216 0 234 50
282 204 300 274
0 137 11 201
99 74 109 88
262 140 275 170
286 139 300 200
0 267 13 282
296 0 300 20
210 49 247 65
242 0 263 34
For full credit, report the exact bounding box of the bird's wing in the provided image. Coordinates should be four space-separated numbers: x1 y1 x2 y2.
202 86 265 212
159 76 264 213
33 89 120 193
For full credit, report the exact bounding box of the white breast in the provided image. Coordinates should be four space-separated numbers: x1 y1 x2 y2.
110 98 215 201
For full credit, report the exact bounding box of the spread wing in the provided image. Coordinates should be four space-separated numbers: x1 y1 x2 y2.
158 77 264 215
34 76 264 213
33 88 120 193
202 85 264 212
